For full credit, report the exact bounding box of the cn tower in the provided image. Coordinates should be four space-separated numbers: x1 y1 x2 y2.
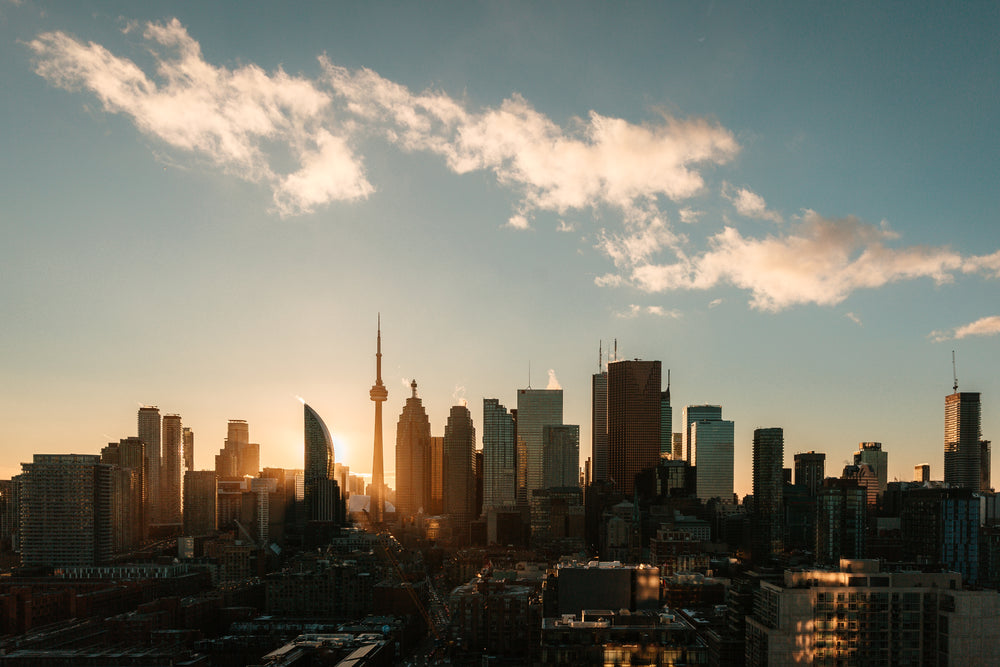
369 314 387 522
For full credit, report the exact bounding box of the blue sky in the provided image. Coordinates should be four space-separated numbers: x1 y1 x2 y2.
1 1 999 495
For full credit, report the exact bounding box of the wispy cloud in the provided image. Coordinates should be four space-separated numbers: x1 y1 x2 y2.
708 298 723 308
30 18 739 226
28 20 371 217
723 183 783 223
556 219 576 232
845 312 862 326
615 304 681 319
613 211 971 311
931 315 1000 342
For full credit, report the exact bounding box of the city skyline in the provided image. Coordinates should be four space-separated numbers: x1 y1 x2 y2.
2 2 999 497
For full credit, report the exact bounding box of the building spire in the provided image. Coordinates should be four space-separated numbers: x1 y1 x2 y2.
666 368 671 401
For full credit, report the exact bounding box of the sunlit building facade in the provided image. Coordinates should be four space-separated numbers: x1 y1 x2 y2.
395 380 431 517
160 414 183 524
138 406 161 524
683 405 722 464
591 370 608 482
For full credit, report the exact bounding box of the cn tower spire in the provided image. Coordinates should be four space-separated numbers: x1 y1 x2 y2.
370 314 387 523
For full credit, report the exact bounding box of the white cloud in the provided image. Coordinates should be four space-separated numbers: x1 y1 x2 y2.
622 211 965 311
29 20 370 216
615 304 680 318
323 63 739 218
963 250 1000 279
556 220 576 232
845 312 862 326
723 184 783 222
546 369 562 390
931 315 1000 342
678 207 703 224
708 298 723 308
505 213 530 230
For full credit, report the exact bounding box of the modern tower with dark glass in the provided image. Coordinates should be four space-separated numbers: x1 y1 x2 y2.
369 316 388 523
304 402 335 521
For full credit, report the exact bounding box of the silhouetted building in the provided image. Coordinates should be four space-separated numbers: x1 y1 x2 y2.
429 436 444 515
608 359 661 495
544 425 580 490
303 403 339 523
444 404 476 543
395 379 431 518
901 486 980 584
19 454 115 567
816 478 866 564
483 397 516 510
914 462 931 482
794 451 825 496
752 427 784 561
183 470 217 537
100 437 146 540
661 371 672 457
853 441 887 497
137 406 161 524
369 317 388 522
592 365 608 483
182 427 194 472
945 391 982 489
160 413 183 524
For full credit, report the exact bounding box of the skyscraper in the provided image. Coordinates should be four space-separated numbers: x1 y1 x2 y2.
691 417 734 502
483 398 516 509
304 403 336 522
660 371 672 457
683 405 722 464
543 425 580 489
429 436 444 515
182 427 194 472
853 442 887 497
183 470 217 536
794 451 826 496
369 316 388 522
608 359 661 495
752 427 784 561
101 437 146 540
19 454 115 567
944 392 982 489
516 388 563 499
160 414 183 524
592 367 608 483
396 380 431 518
444 404 476 542
138 406 161 523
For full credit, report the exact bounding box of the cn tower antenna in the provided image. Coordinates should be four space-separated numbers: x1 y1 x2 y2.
952 350 959 393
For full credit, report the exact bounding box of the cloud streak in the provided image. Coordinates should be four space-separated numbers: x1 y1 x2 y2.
931 315 1000 342
609 211 985 311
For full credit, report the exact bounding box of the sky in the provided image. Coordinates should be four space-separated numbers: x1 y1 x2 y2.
1 1 999 497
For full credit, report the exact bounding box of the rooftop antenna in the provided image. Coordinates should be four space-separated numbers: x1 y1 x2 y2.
614 338 618 362
666 369 671 401
528 361 532 389
598 341 602 372
952 350 959 393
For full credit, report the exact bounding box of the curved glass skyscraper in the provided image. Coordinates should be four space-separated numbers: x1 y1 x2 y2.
304 403 335 521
